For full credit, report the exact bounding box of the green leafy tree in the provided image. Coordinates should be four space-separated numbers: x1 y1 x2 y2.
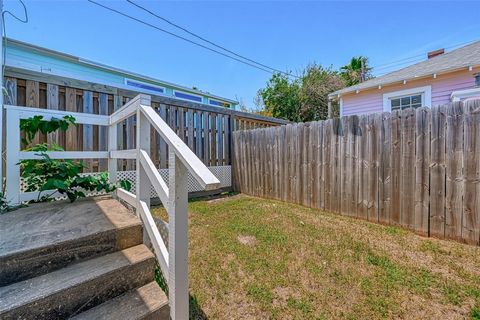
257 66 344 122
299 64 345 121
340 56 373 86
256 73 301 122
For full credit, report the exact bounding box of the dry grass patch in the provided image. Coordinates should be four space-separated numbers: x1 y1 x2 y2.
151 194 480 320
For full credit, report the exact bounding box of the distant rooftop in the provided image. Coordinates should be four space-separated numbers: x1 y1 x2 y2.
330 40 480 97
5 37 238 107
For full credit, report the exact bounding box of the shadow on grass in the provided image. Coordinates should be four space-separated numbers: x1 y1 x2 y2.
155 264 208 320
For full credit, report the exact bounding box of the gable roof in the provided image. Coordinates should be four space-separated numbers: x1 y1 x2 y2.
330 40 480 97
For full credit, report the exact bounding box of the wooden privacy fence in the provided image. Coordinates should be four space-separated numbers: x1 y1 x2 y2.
233 100 480 245
3 77 287 173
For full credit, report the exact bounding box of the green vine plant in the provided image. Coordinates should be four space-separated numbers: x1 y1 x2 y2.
18 115 120 203
20 115 75 147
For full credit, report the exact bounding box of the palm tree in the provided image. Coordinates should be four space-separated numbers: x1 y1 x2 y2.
340 56 373 86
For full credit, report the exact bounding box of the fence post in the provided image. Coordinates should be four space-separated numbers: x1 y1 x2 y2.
229 115 237 191
108 122 117 189
5 107 20 205
168 150 189 320
136 96 152 208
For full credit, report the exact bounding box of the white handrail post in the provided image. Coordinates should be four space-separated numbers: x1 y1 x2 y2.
108 122 117 190
5 108 20 205
168 150 189 320
136 97 152 209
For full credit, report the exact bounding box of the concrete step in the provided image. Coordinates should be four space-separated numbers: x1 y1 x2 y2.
0 244 155 320
0 197 143 286
71 282 169 320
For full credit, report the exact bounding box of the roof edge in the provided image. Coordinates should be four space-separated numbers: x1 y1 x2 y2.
4 37 238 104
328 64 479 98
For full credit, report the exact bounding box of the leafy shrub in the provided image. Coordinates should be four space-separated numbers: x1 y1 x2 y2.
19 116 116 203
20 145 116 202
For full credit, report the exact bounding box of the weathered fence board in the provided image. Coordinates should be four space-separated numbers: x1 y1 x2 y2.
233 100 480 245
430 105 447 238
414 107 430 236
462 100 480 244
6 77 285 178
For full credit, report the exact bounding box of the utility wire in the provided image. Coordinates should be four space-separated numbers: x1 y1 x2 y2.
126 0 298 79
88 0 297 79
2 0 29 89
371 39 477 73
1 0 29 190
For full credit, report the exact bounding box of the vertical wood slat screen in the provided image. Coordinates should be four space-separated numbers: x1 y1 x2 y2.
5 78 285 173
233 100 480 245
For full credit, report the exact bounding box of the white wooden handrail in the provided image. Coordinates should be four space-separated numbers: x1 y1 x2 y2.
4 104 110 126
140 104 220 191
5 94 219 320
109 94 150 125
139 149 169 206
138 200 169 278
110 94 220 320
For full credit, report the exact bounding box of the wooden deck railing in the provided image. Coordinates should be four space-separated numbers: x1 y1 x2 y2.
5 94 220 320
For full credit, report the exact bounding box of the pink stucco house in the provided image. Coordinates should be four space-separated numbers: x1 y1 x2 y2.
329 41 480 116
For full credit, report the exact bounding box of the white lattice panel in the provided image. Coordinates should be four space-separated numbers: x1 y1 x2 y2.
21 165 231 199
117 165 231 197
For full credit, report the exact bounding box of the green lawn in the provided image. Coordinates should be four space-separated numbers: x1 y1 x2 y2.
152 194 480 320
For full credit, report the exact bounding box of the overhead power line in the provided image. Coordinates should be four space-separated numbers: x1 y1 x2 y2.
126 0 298 79
88 0 298 79
371 39 477 74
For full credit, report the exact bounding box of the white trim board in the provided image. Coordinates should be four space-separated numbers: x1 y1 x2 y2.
451 87 480 101
382 85 432 112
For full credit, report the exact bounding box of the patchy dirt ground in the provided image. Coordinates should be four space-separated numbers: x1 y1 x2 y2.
152 194 480 320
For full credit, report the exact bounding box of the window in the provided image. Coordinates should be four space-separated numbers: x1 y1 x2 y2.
390 94 422 110
382 86 431 112
209 99 230 108
124 78 165 95
173 90 203 103
475 73 480 87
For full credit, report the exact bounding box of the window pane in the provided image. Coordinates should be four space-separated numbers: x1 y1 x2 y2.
174 91 203 102
411 104 421 109
401 97 411 105
411 95 422 104
210 99 229 107
126 80 164 94
391 98 400 107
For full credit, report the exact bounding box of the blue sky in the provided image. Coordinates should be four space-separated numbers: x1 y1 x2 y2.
4 0 480 108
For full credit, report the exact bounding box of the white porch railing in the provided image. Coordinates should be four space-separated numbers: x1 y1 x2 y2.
4 94 220 320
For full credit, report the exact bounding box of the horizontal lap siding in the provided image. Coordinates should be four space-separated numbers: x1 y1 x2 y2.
342 94 383 116
341 69 478 115
431 75 476 105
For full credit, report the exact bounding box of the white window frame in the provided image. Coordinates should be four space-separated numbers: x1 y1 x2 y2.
451 87 480 102
173 90 204 103
382 85 432 112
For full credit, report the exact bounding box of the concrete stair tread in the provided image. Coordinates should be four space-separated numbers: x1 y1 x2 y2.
71 282 169 320
0 244 155 319
0 197 140 257
0 197 143 285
